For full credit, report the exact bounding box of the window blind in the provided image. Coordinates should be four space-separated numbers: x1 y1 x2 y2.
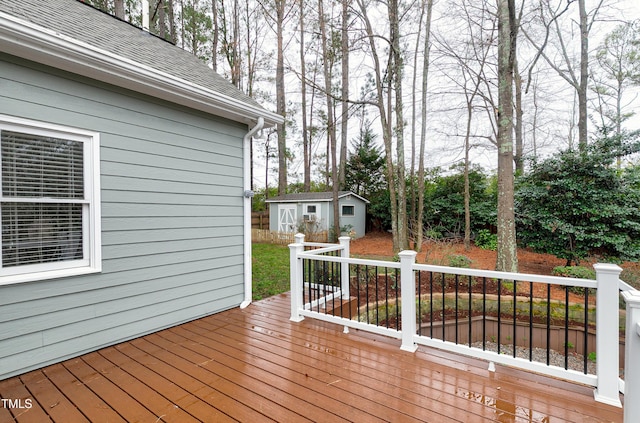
1 131 84 198
1 203 83 267
1 130 85 267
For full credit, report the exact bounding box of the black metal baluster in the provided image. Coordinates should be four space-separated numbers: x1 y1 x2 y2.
395 270 400 331
442 273 446 342
565 286 570 370
430 272 434 338
584 288 589 374
546 284 551 366
356 264 361 321
385 267 389 329
306 259 312 309
418 271 422 336
455 274 459 345
375 267 379 326
320 260 326 313
482 277 487 351
468 275 472 347
497 278 502 355
331 252 337 316
529 282 534 362
365 265 370 324
513 280 517 358
335 251 340 317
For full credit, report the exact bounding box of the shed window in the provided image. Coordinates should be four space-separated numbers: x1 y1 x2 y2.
342 205 355 216
0 116 101 285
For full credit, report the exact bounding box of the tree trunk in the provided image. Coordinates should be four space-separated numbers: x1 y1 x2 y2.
158 0 166 39
496 0 518 273
577 0 588 151
390 0 408 251
339 0 350 189
275 0 287 196
114 0 125 19
464 100 472 251
319 0 340 241
211 0 218 71
300 0 310 191
416 0 433 254
167 0 176 44
514 57 524 173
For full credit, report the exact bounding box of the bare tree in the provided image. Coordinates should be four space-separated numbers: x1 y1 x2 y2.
218 0 242 87
354 0 410 251
299 0 311 191
390 0 408 251
523 0 605 151
319 0 340 240
356 0 400 251
339 0 351 188
434 0 497 250
415 0 434 253
259 0 293 196
592 20 640 134
276 0 287 196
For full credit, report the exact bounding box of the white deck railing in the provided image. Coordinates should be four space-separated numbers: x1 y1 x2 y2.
289 233 638 419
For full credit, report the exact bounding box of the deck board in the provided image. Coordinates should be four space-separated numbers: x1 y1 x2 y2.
0 293 623 422
20 370 88 423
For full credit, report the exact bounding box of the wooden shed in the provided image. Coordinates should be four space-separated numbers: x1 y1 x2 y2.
265 191 369 239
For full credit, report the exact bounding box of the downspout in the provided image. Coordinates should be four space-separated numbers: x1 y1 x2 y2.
240 117 264 309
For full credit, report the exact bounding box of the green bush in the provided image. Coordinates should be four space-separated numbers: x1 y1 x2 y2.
448 254 472 268
552 266 596 295
516 132 640 265
552 266 596 280
475 229 497 250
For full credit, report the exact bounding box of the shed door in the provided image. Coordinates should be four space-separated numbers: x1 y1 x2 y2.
278 205 297 233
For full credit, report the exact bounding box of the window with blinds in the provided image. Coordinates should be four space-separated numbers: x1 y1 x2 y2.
0 116 101 284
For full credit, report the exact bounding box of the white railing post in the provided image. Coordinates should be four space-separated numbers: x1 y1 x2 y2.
622 289 640 423
289 233 305 322
593 263 623 407
339 236 351 300
399 250 418 352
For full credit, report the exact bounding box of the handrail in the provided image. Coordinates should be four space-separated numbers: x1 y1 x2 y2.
413 263 597 288
300 244 344 256
620 279 637 292
297 252 401 268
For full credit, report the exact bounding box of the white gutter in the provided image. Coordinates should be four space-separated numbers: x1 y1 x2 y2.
0 12 282 127
240 117 264 309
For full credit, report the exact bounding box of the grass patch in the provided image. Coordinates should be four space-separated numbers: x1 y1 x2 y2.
252 243 290 300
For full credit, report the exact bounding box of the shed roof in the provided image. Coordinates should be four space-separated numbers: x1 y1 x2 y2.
266 191 370 204
0 0 282 127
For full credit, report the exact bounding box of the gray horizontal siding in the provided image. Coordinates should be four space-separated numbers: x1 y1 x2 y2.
0 54 250 379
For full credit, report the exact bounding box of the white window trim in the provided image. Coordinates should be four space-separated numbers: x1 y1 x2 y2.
341 203 356 217
0 115 101 286
304 203 321 220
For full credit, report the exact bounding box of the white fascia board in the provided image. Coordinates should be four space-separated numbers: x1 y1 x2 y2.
265 198 333 203
0 12 283 127
337 192 370 204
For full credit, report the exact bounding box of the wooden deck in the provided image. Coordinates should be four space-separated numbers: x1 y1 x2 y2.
0 293 622 422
